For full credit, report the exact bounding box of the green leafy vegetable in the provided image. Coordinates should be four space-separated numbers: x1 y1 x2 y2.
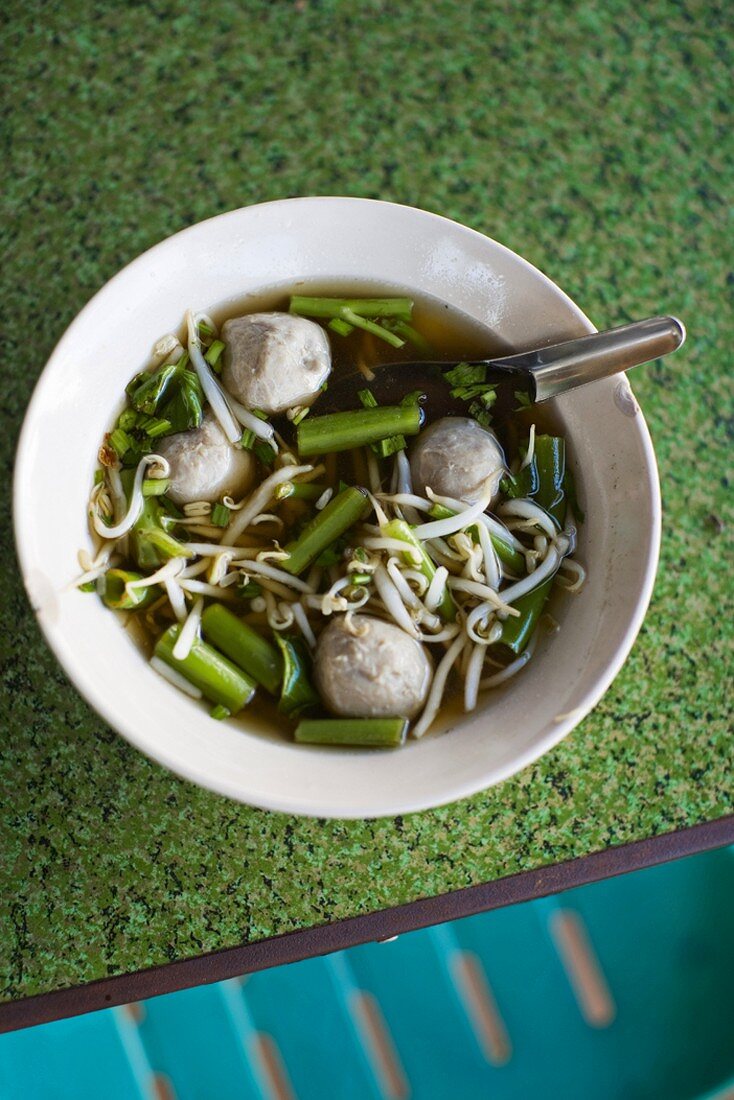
274 635 320 716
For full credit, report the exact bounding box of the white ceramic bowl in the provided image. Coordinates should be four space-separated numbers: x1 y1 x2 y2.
14 199 660 818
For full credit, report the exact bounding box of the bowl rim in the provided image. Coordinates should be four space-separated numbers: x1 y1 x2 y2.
13 197 661 817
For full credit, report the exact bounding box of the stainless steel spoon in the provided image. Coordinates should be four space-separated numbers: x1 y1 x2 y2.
321 315 686 413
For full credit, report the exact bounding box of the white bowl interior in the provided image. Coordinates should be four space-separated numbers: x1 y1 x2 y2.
14 199 660 817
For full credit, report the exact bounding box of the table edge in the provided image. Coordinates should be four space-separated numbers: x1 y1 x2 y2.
2 814 732 1034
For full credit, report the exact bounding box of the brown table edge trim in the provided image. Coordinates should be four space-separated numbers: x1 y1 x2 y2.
2 814 732 1034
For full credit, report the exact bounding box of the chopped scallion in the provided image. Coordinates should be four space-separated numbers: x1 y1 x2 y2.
109 428 132 458
117 408 138 431
142 477 171 497
205 339 225 368
254 441 276 466
211 503 231 527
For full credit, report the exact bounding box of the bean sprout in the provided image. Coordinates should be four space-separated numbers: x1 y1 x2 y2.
173 596 204 660
293 602 317 648
222 464 314 545
464 642 488 712
150 656 203 698
479 636 537 690
412 634 467 738
498 499 558 537
373 565 420 637
91 455 170 539
186 310 241 444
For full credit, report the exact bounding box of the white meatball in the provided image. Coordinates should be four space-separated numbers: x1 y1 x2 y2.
314 615 432 719
155 412 255 506
410 417 505 505
221 312 331 415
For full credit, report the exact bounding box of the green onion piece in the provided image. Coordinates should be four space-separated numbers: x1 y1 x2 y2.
198 320 214 338
289 296 414 321
297 406 422 456
468 390 497 428
210 704 231 720
130 363 179 415
109 428 132 458
142 417 173 439
210 503 231 527
294 717 408 747
205 339 225 367
77 580 97 593
444 362 486 386
100 568 159 610
400 390 423 407
357 388 378 409
427 504 525 574
254 441 277 466
328 318 354 337
291 406 311 426
117 408 138 431
201 604 282 695
281 487 370 575
515 390 532 408
142 477 171 497
382 518 457 621
237 580 262 599
240 428 256 450
275 635 320 716
93 468 105 486
155 625 256 712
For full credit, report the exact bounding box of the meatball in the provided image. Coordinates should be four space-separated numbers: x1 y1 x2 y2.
410 416 505 505
155 412 255 506
314 615 432 719
221 312 331 415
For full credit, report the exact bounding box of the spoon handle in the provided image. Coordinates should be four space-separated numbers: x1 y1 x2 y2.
495 315 686 403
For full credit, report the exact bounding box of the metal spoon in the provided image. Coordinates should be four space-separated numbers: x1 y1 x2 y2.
321 315 686 414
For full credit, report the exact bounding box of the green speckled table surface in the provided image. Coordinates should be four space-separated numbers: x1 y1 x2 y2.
1 0 732 1014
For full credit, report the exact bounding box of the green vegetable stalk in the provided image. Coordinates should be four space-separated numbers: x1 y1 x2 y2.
100 569 159 611
281 486 370 576
297 406 422 456
155 625 256 713
201 604 282 695
294 717 408 747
